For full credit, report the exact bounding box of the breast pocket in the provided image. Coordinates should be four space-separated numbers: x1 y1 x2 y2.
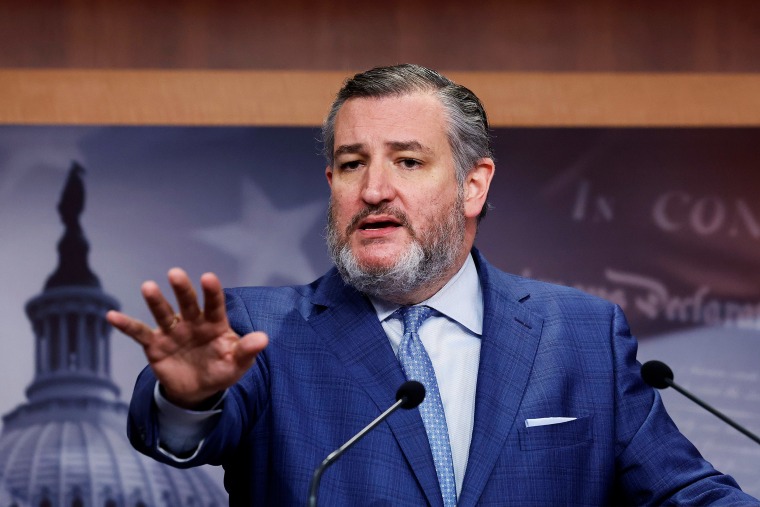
518 416 592 451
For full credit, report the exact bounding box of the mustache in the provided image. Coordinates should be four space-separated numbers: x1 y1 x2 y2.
344 203 414 237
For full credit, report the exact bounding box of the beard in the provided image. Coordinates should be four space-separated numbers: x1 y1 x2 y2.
326 191 466 304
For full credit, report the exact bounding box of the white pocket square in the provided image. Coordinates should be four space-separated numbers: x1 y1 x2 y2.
525 417 577 428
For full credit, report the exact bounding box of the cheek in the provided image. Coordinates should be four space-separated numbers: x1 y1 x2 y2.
415 187 456 216
329 193 356 226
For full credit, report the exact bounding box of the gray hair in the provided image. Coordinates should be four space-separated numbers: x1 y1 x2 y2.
322 64 493 219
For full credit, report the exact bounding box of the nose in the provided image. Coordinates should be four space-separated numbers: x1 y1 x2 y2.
360 162 396 205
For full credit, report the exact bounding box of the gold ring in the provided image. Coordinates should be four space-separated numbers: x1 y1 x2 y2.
167 314 181 331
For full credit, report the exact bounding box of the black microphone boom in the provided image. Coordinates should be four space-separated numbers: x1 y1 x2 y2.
641 360 760 446
307 380 426 507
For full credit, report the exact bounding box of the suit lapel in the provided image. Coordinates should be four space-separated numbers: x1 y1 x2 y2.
458 254 544 507
307 270 443 506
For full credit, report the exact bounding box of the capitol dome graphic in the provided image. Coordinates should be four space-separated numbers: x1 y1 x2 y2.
0 165 227 507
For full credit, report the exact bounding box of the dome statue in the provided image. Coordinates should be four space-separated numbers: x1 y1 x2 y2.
0 164 226 507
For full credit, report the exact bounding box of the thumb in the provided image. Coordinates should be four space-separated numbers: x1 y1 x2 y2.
234 331 269 367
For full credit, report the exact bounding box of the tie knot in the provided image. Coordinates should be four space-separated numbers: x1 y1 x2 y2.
397 305 434 334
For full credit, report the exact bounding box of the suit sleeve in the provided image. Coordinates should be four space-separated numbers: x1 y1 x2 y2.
126 289 271 468
611 305 757 504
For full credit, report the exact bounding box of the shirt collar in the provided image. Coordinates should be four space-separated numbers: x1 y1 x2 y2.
371 253 483 336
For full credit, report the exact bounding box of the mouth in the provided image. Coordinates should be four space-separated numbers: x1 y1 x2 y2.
356 215 403 232
360 221 402 230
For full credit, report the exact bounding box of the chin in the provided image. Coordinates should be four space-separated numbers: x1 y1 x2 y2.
352 246 406 271
354 256 397 273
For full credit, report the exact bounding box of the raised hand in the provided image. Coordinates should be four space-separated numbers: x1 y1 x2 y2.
106 268 268 409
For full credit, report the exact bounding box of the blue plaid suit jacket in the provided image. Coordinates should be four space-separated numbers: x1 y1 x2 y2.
128 249 753 505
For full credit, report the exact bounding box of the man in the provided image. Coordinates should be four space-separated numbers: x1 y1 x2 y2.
108 64 756 505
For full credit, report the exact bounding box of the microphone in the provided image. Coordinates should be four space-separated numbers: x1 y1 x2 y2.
641 360 760 446
307 381 426 507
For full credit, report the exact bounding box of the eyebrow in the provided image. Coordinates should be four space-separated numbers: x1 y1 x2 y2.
386 140 432 154
333 143 364 158
333 140 433 158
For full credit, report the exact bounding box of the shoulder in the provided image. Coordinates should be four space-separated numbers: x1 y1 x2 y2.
474 249 617 322
517 275 615 318
224 282 314 311
222 268 343 334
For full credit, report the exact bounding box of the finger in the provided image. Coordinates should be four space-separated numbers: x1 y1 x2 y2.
200 272 227 324
141 280 179 332
167 267 203 322
235 331 269 368
106 310 155 346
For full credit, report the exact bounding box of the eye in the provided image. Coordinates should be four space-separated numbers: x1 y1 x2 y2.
399 158 422 169
339 160 363 171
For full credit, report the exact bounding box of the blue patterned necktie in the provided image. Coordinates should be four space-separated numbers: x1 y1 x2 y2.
395 305 457 507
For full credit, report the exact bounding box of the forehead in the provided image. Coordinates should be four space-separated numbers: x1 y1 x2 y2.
333 92 449 150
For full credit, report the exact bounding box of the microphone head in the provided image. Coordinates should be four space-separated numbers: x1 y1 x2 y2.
396 381 425 409
641 360 674 389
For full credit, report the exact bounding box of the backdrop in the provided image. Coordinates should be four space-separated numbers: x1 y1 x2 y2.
1 126 758 496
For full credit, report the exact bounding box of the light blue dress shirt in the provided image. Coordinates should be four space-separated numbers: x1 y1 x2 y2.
371 254 483 497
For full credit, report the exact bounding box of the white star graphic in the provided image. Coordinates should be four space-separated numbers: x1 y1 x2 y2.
193 177 326 286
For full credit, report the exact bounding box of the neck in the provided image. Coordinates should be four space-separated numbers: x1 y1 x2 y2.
384 248 471 306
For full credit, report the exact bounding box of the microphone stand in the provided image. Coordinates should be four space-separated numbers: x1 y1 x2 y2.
660 376 760 446
307 398 407 507
642 360 760 446
306 381 424 507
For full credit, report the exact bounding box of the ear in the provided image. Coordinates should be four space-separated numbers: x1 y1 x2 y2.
463 158 495 219
325 165 334 187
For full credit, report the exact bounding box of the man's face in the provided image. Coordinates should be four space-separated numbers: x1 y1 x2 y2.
325 92 469 302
